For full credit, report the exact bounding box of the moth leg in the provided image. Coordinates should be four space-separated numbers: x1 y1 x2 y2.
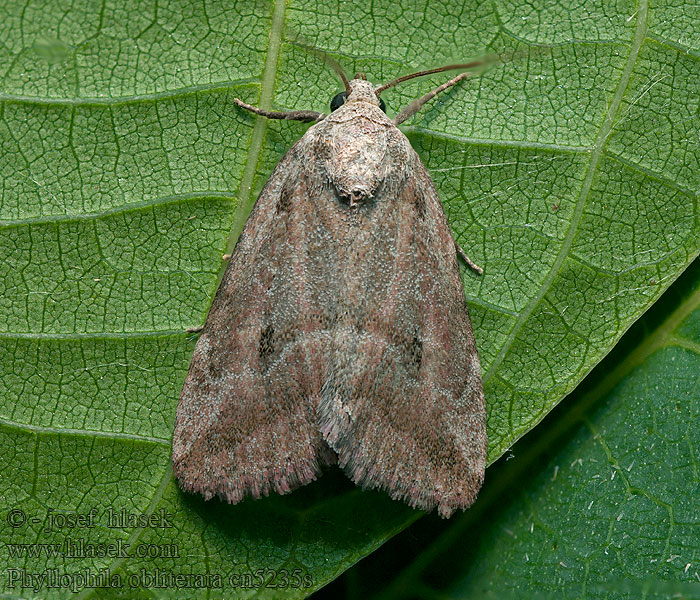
393 71 472 125
455 240 483 275
186 325 204 334
233 98 325 123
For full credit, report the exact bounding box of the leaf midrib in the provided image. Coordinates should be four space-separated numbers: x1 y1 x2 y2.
221 0 288 263
74 3 290 598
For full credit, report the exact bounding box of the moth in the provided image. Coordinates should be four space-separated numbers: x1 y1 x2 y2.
173 59 488 518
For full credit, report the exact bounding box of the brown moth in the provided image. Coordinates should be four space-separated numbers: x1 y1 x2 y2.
172 60 487 518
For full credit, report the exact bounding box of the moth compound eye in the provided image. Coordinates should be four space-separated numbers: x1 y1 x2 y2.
378 97 386 113
330 92 347 112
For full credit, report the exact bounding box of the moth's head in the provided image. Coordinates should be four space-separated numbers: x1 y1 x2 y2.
330 74 386 113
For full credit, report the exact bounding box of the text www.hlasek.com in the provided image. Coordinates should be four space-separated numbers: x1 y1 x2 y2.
7 538 176 559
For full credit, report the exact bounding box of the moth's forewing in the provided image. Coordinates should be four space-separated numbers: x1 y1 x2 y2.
316 136 486 518
173 145 336 503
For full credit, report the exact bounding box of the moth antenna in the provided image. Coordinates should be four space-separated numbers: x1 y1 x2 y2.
289 38 352 95
327 55 352 95
374 55 501 96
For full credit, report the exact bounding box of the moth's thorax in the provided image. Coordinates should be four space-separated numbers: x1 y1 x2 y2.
326 113 388 204
318 83 407 206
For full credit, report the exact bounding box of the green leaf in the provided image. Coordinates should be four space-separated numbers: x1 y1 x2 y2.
1 0 698 598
